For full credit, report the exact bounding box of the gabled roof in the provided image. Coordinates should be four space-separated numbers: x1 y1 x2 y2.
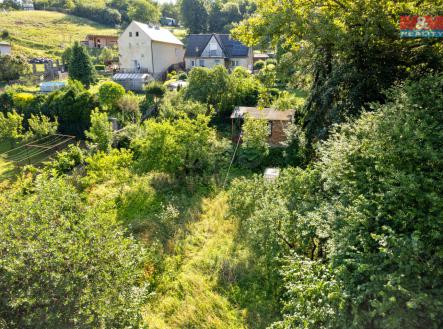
184 34 249 58
132 21 183 46
231 107 295 121
86 34 118 39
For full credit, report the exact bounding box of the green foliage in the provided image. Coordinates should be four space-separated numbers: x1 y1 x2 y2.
98 47 117 64
11 92 34 111
208 1 243 33
44 80 98 137
233 0 443 144
83 148 133 186
0 54 30 82
143 81 167 114
161 2 180 21
253 59 265 70
313 75 443 328
270 256 344 329
0 175 149 328
186 65 261 114
229 74 443 329
116 93 141 123
271 91 304 110
180 0 208 33
68 41 97 88
46 143 84 175
159 91 210 119
132 115 228 175
128 0 161 24
177 71 187 81
0 110 24 145
238 115 269 168
26 114 58 139
282 123 306 166
256 63 276 88
98 81 125 110
85 108 113 152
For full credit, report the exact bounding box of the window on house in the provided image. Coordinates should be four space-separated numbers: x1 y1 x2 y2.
215 59 220 65
268 121 272 136
209 43 217 57
129 32 132 37
135 31 139 37
199 59 205 67
191 60 195 67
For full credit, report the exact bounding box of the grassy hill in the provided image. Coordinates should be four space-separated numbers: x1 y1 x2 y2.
0 10 118 58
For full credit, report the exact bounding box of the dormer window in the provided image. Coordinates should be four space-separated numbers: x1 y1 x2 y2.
129 32 132 37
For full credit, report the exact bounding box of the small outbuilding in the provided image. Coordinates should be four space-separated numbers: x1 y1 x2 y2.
39 81 66 93
167 80 187 91
112 72 153 91
230 106 295 146
0 41 11 56
83 34 118 49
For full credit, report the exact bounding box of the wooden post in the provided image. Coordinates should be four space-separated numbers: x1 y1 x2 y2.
231 118 234 141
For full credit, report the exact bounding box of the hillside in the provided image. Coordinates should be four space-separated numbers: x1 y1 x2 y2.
0 10 118 58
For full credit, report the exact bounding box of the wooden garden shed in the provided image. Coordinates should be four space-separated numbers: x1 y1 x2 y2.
230 106 295 146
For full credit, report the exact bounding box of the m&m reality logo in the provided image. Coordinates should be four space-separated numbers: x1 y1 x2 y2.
400 16 443 38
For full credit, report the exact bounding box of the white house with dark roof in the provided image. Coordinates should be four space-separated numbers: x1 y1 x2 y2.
118 21 185 79
184 34 253 71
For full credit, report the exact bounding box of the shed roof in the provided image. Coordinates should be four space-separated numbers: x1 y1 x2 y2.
133 21 184 46
253 53 270 59
185 34 249 58
86 34 118 39
230 106 295 121
113 73 152 80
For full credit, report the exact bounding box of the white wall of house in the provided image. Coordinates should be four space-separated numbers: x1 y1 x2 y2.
118 21 184 76
185 55 253 70
119 23 154 72
0 44 11 56
152 42 185 74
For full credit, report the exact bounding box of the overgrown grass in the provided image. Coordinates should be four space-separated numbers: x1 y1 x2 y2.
0 141 18 182
0 11 118 58
144 192 248 328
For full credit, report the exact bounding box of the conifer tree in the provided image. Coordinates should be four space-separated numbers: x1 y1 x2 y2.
68 41 96 88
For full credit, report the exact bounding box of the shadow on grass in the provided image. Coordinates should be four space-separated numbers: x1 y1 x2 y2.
116 173 212 249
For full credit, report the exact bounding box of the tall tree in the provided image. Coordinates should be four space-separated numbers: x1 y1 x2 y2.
68 41 96 88
128 0 161 24
180 0 208 33
233 0 443 145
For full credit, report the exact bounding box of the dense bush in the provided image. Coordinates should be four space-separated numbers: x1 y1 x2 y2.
85 109 113 152
44 80 98 137
185 65 262 115
238 115 269 168
70 4 122 26
98 81 125 111
253 60 265 70
0 54 30 82
94 64 105 71
0 175 149 328
229 74 443 329
132 115 229 175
